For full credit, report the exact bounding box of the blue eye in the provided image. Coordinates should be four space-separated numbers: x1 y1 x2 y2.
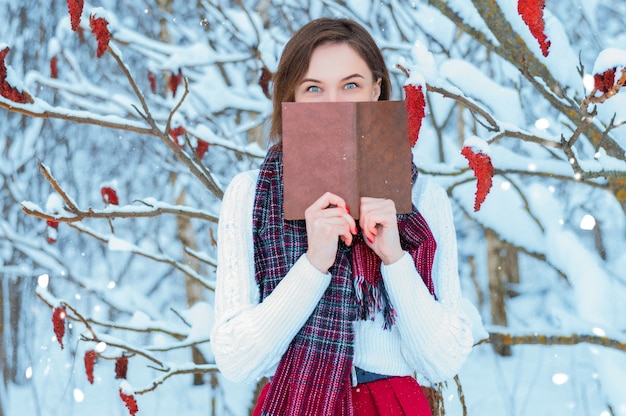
345 82 358 90
307 86 321 93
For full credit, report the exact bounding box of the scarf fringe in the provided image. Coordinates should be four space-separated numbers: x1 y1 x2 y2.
354 274 397 330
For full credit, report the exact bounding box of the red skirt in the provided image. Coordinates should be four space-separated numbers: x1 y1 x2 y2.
253 376 432 415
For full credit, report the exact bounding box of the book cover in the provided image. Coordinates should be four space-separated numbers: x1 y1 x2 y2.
282 100 412 220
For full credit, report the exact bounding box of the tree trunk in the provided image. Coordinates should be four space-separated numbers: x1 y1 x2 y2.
175 189 208 385
486 229 511 356
0 275 6 416
4 275 23 383
0 382 5 416
503 241 520 293
161 0 210 380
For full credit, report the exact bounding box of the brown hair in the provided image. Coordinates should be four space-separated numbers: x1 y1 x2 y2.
269 18 391 143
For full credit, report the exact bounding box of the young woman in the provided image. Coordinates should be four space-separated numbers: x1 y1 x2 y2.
211 18 474 415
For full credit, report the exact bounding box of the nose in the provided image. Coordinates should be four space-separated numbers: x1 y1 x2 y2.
326 90 354 102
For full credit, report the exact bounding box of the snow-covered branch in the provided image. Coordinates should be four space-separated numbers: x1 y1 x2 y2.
36 286 190 341
22 160 218 224
22 198 218 224
67 222 215 291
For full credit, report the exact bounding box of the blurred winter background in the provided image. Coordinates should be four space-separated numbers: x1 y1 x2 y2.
1 0 625 415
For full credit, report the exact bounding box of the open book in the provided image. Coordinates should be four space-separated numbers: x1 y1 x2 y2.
282 100 413 220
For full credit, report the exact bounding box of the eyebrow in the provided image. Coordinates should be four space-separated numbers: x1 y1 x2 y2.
299 73 366 84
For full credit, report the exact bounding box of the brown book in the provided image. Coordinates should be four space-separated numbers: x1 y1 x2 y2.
282 100 413 220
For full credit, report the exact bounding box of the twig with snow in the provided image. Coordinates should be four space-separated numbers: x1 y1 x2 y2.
66 222 215 291
396 63 500 133
22 165 219 224
36 287 189 340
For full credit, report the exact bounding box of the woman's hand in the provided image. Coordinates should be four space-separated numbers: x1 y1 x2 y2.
359 197 404 265
304 192 357 273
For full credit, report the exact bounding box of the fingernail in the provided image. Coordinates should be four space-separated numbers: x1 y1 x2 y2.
352 226 358 235
346 205 351 215
367 236 374 244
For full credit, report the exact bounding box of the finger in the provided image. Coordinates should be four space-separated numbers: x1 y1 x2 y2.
359 220 377 244
357 211 376 243
336 210 357 235
309 192 348 212
308 197 357 234
309 216 354 239
339 232 353 247
358 201 378 242
359 198 397 241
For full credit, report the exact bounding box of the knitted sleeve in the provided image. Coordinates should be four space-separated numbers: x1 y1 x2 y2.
210 171 331 384
381 177 474 383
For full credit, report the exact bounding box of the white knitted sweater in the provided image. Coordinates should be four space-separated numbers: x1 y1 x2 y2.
211 170 473 386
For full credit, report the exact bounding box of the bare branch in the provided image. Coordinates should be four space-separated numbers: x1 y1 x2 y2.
134 363 219 395
184 247 218 268
480 331 626 353
560 134 585 177
146 337 211 353
489 130 562 149
38 160 79 211
165 77 190 134
454 375 468 416
80 332 167 368
107 45 154 124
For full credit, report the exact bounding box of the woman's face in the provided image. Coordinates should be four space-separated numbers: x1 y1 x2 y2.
294 43 382 103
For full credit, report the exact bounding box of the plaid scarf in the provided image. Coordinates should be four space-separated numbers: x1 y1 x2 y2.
253 144 436 415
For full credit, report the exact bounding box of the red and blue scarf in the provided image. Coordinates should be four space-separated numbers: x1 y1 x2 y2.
252 144 436 415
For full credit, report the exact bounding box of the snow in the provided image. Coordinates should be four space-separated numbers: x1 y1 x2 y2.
181 301 215 361
462 135 490 154
90 7 113 25
119 379 134 394
441 59 527 126
446 0 498 46
108 235 135 252
4 63 29 94
404 40 433 86
592 47 626 74
48 37 61 57
2 1 626 416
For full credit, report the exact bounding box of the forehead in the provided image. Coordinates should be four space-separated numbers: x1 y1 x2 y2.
304 43 371 77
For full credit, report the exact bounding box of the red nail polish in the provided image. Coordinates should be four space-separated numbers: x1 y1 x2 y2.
367 236 374 244
346 205 351 215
